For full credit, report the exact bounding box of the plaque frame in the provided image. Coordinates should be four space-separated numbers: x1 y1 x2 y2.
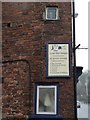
46 43 70 78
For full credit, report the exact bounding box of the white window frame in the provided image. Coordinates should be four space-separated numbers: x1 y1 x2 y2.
46 7 59 20
36 85 57 115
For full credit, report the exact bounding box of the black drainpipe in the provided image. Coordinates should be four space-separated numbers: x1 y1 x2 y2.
72 1 77 119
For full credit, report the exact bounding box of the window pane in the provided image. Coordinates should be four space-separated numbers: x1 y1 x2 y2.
36 86 57 114
47 7 57 19
39 88 55 112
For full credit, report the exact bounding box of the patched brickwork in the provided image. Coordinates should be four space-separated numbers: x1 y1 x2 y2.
2 2 75 119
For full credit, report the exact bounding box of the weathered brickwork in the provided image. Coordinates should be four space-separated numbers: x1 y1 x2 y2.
2 2 75 119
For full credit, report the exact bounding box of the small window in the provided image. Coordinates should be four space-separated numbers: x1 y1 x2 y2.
35 85 58 115
46 7 59 20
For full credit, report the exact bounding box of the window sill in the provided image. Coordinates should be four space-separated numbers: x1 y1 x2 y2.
45 18 60 20
26 114 63 119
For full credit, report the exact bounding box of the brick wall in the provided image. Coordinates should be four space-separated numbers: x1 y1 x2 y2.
2 2 75 119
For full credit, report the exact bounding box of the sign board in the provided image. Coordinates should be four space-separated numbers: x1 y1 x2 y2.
47 43 70 77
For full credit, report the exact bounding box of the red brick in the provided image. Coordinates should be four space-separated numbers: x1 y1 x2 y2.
2 2 75 119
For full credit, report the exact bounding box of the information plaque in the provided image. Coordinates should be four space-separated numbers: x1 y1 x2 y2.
47 43 70 77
